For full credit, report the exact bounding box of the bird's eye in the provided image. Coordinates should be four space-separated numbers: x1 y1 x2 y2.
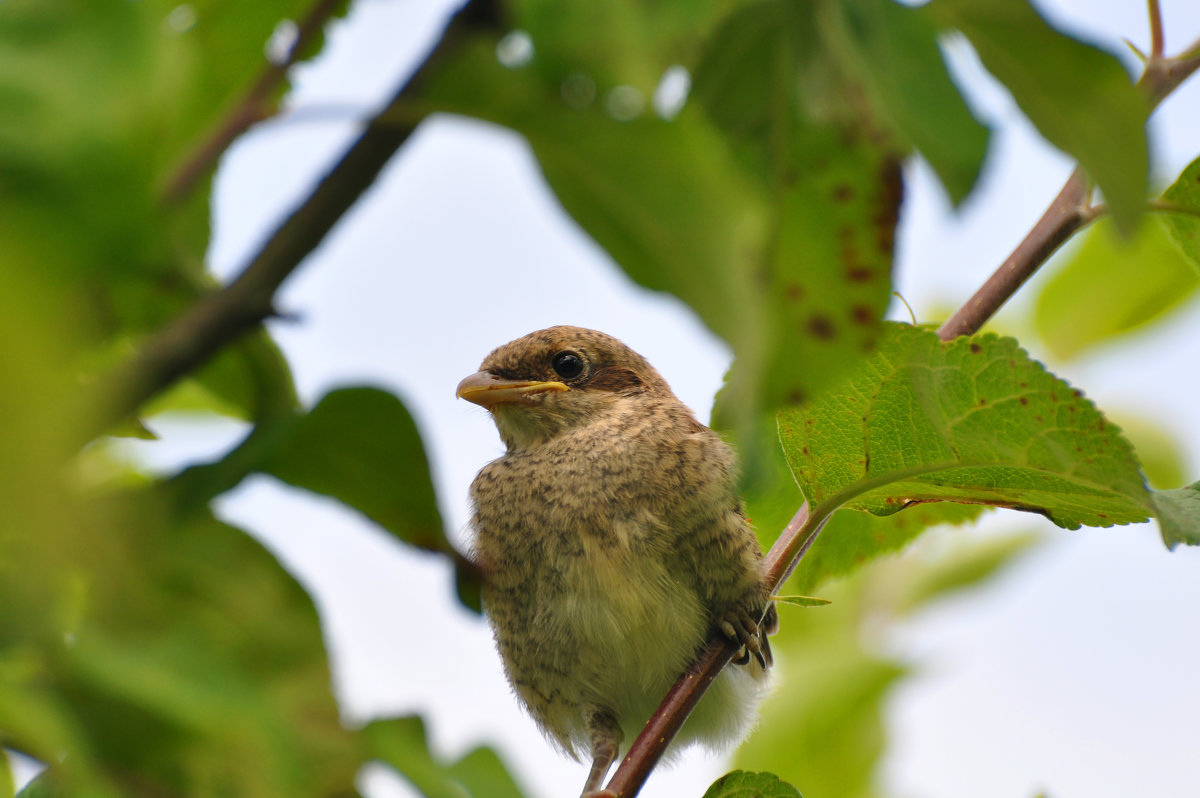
551 351 585 380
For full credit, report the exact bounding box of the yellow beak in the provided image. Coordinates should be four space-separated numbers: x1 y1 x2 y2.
456 371 569 409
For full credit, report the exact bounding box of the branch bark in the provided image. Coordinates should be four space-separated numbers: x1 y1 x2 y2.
937 33 1200 343
81 0 499 445
160 0 347 205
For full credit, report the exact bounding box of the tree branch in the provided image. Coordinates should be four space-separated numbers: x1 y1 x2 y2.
936 168 1090 340
81 0 499 445
938 32 1200 343
601 505 828 797
160 0 347 205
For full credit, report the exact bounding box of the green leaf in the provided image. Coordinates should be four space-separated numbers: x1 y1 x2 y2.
777 324 1151 530
259 387 448 552
830 0 989 205
1033 217 1200 360
362 716 526 798
1160 154 1200 270
2 489 359 797
772 595 831 608
444 747 527 798
693 0 899 427
1150 481 1200 548
702 770 802 798
0 751 11 798
925 0 1148 233
69 508 356 797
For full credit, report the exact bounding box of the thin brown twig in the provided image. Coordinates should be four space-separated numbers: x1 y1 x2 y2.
80 0 499 445
936 168 1090 341
938 33 1200 343
161 0 347 205
1147 0 1166 60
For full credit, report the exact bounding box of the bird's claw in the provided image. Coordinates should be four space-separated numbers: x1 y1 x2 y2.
719 605 774 669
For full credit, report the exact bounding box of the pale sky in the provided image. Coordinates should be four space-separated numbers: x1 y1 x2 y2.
119 1 1200 796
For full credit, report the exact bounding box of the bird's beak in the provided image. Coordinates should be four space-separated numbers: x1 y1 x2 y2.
456 371 569 409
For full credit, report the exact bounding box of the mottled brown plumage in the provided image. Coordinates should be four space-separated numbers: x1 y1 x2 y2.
458 326 776 795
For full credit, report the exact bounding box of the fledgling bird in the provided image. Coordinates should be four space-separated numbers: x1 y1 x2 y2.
457 326 777 796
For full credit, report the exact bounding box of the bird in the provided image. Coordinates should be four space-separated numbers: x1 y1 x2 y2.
456 326 777 796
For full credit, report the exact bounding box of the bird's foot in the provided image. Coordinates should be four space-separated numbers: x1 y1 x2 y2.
719 604 775 669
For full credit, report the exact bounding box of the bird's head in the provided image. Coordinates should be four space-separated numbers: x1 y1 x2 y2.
456 326 673 450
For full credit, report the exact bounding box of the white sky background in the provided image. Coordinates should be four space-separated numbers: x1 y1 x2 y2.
116 1 1200 797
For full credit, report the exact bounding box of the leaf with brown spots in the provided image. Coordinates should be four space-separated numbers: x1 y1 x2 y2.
777 324 1154 532
827 0 990 205
692 0 900 433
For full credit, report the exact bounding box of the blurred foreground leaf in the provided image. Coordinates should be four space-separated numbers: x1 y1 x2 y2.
1 489 361 796
830 0 989 205
1160 154 1200 270
702 770 801 798
362 716 526 798
1033 218 1200 360
259 387 447 552
1151 481 1200 548
925 0 1147 232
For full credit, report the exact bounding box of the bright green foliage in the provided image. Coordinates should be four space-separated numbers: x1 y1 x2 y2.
1161 154 1200 270
1033 217 1200 360
925 0 1148 233
1 1 1197 797
779 324 1152 529
703 770 802 798
1 501 356 797
362 716 527 798
1151 481 1200 548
